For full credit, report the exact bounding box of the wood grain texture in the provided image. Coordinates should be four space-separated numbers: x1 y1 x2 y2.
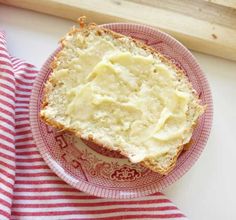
132 0 236 29
1 0 235 61
206 0 236 9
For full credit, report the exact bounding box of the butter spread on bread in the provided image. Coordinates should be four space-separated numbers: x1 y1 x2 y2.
41 21 205 174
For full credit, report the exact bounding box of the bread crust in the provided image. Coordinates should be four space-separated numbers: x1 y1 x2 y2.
40 21 204 175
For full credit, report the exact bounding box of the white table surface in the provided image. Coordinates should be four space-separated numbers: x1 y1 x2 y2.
1 4 236 220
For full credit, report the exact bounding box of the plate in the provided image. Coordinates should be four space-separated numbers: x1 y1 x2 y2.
30 23 213 199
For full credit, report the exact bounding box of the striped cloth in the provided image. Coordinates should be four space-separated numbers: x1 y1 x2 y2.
0 31 188 220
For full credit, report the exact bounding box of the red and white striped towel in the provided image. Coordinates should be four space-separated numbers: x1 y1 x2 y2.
0 31 188 220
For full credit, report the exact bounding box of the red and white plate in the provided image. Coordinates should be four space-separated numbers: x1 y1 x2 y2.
30 23 213 199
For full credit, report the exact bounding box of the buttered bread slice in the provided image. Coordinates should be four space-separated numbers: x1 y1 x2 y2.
41 21 205 175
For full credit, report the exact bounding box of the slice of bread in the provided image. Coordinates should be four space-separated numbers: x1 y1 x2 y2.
40 19 205 175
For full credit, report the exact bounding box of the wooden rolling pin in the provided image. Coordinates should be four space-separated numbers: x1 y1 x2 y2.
1 0 236 61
